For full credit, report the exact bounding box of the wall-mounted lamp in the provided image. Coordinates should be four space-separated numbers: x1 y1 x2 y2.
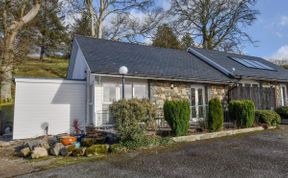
170 83 174 89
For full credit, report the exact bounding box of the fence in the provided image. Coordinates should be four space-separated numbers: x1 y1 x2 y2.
228 86 276 110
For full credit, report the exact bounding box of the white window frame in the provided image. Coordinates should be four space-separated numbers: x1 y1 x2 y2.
190 85 206 122
280 84 287 106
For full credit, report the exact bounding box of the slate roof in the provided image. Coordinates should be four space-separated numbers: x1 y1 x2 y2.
75 36 232 83
74 35 288 83
191 48 288 82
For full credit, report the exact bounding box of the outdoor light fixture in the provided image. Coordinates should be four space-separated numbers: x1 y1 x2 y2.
170 83 174 89
119 66 128 99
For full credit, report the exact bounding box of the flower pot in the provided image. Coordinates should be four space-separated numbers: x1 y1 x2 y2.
60 136 77 146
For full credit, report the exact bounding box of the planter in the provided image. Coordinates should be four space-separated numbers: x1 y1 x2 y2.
60 136 77 146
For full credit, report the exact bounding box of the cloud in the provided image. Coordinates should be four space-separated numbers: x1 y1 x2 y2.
279 16 288 26
271 45 288 60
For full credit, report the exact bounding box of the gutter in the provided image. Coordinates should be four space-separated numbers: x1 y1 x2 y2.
91 73 235 85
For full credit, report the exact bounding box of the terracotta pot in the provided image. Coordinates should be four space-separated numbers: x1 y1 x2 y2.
60 136 77 146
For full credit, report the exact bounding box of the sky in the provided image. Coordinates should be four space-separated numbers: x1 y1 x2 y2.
155 0 288 60
244 0 288 59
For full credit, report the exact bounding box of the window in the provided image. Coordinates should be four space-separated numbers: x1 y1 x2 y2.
134 84 147 99
103 84 116 103
230 57 276 71
120 84 133 99
280 85 287 106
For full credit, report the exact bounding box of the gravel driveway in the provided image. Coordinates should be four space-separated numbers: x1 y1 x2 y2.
19 126 288 178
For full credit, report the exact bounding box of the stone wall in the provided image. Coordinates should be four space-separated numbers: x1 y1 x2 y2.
208 85 228 102
150 81 191 111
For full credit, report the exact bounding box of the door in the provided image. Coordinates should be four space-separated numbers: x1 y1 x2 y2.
190 86 206 122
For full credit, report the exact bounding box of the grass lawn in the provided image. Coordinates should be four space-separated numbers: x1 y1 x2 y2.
15 57 69 78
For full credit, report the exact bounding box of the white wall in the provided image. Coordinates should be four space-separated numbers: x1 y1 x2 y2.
71 47 88 79
13 78 86 139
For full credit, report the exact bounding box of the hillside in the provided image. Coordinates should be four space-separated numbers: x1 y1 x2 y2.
15 57 69 78
1 57 69 134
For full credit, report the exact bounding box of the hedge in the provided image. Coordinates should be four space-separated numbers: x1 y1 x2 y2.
163 99 190 136
110 99 156 142
275 106 288 119
228 100 255 128
255 110 281 126
208 98 223 132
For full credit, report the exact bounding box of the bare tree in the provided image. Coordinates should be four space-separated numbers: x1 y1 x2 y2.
69 0 163 41
0 0 41 101
170 0 259 51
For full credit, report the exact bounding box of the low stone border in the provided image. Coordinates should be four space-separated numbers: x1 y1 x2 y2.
172 126 276 143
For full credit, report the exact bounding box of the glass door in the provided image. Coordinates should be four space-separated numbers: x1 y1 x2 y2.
190 86 206 122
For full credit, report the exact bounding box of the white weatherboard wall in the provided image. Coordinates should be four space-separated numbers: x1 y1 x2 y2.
13 78 86 139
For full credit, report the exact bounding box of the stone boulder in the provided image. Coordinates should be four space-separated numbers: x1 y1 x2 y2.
19 147 31 157
31 147 48 159
72 147 86 157
24 140 49 150
60 145 75 156
85 144 109 157
50 143 64 156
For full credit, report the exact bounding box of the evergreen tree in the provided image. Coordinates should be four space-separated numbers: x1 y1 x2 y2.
33 0 69 60
72 12 91 37
181 33 194 50
152 24 180 49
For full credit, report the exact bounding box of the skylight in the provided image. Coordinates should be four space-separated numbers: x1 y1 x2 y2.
230 57 276 71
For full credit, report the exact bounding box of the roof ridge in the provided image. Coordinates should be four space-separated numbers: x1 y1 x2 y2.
74 34 189 53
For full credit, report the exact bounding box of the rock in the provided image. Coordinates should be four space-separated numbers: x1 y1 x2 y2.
47 137 58 146
24 140 49 150
60 145 75 156
85 144 109 157
109 144 127 153
50 143 64 156
31 147 48 159
72 147 86 157
19 147 31 157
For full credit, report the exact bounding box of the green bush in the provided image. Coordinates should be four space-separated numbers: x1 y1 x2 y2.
163 99 190 136
208 98 223 132
275 106 288 119
255 110 281 126
120 135 173 150
228 100 255 128
110 99 156 142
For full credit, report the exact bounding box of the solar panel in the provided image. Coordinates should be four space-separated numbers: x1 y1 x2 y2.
230 57 276 71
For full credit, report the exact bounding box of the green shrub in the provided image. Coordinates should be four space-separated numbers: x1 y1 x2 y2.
120 135 173 149
163 99 190 136
255 110 281 126
275 106 288 119
228 100 255 128
208 98 223 132
110 99 156 142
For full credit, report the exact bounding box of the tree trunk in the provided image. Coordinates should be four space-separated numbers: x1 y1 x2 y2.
0 66 12 102
98 19 103 39
0 41 13 101
40 46 45 62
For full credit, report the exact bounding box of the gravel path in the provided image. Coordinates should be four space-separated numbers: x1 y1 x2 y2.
19 126 288 178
